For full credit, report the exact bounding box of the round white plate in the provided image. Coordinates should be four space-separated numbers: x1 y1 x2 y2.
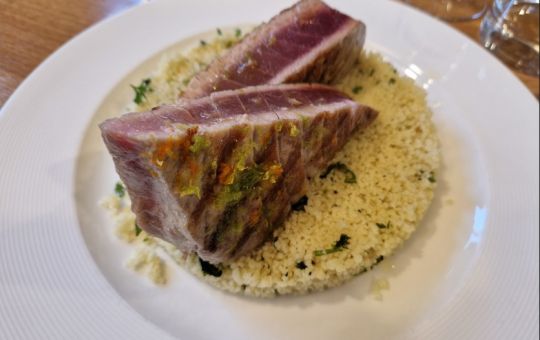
1 0 538 339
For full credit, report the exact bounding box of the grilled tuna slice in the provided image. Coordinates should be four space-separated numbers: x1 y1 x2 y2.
100 84 377 263
183 0 365 99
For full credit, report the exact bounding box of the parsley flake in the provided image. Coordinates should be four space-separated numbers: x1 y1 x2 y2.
291 195 308 212
235 28 242 38
216 28 222 36
296 261 308 270
320 162 357 184
352 86 363 94
130 78 152 105
314 234 351 256
199 257 222 277
135 223 142 236
376 221 392 229
114 182 125 198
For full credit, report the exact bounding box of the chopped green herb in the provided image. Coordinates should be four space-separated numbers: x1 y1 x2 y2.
296 261 307 270
376 221 391 229
135 223 142 236
200 40 207 46
179 185 201 199
114 182 125 198
320 162 357 184
216 28 222 36
225 41 233 48
428 172 436 183
233 167 265 192
375 255 384 264
314 234 350 256
130 78 152 105
389 78 396 84
189 135 209 153
217 166 265 206
352 86 363 94
291 195 308 212
199 257 222 277
369 69 375 77
235 28 242 37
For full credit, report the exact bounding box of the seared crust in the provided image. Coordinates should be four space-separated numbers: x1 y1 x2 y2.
100 84 377 263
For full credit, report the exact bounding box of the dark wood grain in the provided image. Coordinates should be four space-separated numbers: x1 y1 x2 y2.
0 0 141 107
0 0 538 108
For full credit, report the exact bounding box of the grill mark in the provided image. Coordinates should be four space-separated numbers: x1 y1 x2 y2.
312 109 349 169
253 124 279 164
206 200 242 253
188 127 248 251
230 223 257 258
209 123 278 255
200 6 353 95
231 124 304 255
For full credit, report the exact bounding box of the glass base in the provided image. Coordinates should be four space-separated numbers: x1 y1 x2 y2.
403 0 488 22
480 2 540 77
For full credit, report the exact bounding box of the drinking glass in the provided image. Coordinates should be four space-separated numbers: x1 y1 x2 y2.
402 0 489 21
480 0 540 76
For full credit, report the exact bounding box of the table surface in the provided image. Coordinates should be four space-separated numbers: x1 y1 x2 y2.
1 0 538 108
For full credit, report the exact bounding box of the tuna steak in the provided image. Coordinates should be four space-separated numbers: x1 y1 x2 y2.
100 84 377 263
183 0 365 99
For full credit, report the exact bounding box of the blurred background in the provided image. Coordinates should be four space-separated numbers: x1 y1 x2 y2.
0 0 537 108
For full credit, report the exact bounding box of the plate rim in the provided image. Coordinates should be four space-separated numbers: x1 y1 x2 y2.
0 0 538 339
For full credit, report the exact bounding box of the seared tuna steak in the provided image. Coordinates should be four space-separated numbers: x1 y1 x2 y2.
100 84 377 263
183 0 365 99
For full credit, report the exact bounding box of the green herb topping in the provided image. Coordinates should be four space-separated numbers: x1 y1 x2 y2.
352 86 363 94
218 166 265 206
114 182 125 198
235 28 242 37
291 195 308 212
415 169 436 183
389 78 396 84
135 223 142 236
320 162 357 184
189 135 209 153
216 28 222 36
199 257 222 277
296 261 308 270
233 167 265 192
200 40 207 46
314 234 351 256
130 78 152 105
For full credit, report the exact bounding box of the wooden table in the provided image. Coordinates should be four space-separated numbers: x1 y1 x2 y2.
1 0 538 108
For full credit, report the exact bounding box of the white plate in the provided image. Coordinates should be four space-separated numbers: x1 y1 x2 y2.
1 0 538 339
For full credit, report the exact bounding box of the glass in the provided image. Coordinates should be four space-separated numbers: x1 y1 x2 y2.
480 0 540 76
402 0 489 21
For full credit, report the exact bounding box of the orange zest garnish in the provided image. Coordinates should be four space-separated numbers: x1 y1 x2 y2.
218 163 234 185
248 209 261 225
